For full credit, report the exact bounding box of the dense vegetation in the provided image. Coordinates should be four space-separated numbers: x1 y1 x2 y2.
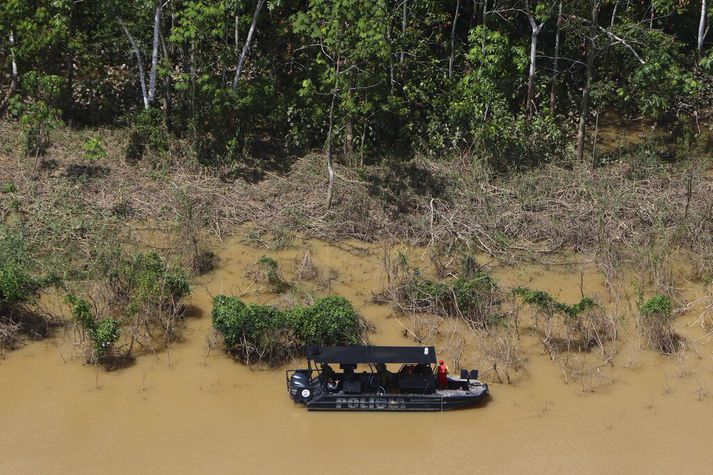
1 0 710 174
212 294 364 364
0 0 710 374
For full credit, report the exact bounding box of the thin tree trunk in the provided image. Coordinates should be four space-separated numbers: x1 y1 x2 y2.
526 24 541 118
482 0 488 27
0 31 19 114
160 32 172 127
610 0 619 28
449 0 461 78
448 0 460 77
549 0 562 118
326 54 341 210
120 19 150 109
345 118 354 155
147 3 162 105
360 117 367 167
400 0 407 64
387 22 395 92
525 0 543 119
576 1 598 161
233 0 265 91
698 0 707 58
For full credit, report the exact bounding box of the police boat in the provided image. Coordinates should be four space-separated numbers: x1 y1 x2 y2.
286 345 489 411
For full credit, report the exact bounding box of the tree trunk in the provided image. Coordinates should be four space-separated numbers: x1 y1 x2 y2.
400 0 407 64
0 31 19 114
326 55 341 211
549 0 562 118
610 0 619 28
147 3 162 105
160 32 172 127
387 22 395 92
526 23 541 118
525 0 543 119
120 19 150 109
449 0 461 78
576 1 598 161
233 0 265 91
345 116 354 155
360 118 368 167
698 0 707 58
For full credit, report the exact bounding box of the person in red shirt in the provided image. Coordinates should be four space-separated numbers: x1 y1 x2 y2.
436 360 449 389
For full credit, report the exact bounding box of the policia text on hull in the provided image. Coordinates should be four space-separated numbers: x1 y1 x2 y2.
286 345 489 411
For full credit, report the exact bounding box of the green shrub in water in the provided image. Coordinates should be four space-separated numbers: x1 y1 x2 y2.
66 293 120 361
212 295 362 364
638 294 679 354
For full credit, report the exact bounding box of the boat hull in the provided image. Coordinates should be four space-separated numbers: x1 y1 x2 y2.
305 385 489 412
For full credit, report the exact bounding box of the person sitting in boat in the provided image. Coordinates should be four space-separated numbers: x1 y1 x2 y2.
437 360 449 389
326 377 340 392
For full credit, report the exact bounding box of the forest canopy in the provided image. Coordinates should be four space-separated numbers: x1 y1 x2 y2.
0 0 710 173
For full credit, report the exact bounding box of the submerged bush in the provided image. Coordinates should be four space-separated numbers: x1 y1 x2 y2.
65 294 120 362
382 254 500 329
513 287 615 356
212 295 363 364
95 247 190 356
638 294 680 354
245 256 291 293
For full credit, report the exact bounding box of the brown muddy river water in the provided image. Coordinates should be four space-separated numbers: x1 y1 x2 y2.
1 235 712 474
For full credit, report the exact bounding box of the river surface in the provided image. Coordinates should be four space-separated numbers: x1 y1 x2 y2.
1 234 712 474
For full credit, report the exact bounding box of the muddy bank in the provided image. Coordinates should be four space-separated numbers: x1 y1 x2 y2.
1 235 712 473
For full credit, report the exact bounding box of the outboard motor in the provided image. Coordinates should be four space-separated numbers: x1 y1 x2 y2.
289 371 316 403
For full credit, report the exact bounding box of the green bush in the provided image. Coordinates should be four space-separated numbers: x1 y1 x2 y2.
94 247 190 356
212 294 363 364
1 183 16 194
289 296 362 346
513 287 613 353
638 294 679 354
83 137 107 161
20 100 62 156
98 249 190 316
0 230 42 308
66 294 121 361
125 108 168 163
390 258 500 328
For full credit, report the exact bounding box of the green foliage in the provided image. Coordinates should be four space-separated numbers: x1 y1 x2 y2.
639 294 673 319
391 256 500 328
247 256 291 293
0 229 40 307
83 137 107 161
122 251 190 315
1 183 17 194
212 294 362 364
94 246 190 345
125 109 169 164
65 293 121 360
20 100 62 156
288 295 362 346
637 293 679 354
513 287 597 319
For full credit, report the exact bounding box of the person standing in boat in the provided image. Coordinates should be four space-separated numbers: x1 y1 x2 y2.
437 360 449 389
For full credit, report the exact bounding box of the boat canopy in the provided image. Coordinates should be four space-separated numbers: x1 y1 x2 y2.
305 345 437 365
